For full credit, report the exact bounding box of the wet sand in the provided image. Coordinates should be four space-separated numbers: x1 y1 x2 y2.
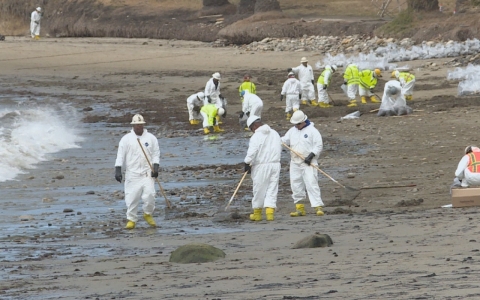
1 37 480 299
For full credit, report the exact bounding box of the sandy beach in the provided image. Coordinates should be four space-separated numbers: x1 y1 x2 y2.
1 36 480 300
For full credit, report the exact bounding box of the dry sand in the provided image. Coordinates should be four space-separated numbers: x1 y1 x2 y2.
1 36 480 299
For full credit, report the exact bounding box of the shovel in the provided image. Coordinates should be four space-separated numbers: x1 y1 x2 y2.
137 138 172 209
326 91 336 106
281 143 359 193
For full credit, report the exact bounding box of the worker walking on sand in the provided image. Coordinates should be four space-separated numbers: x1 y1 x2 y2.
289 57 316 106
238 74 256 97
281 110 325 217
205 72 226 124
200 103 225 134
358 69 382 105
344 63 360 107
30 7 42 40
280 72 301 120
244 115 282 222
187 92 205 125
392 70 416 101
453 146 480 188
316 65 337 108
114 114 160 229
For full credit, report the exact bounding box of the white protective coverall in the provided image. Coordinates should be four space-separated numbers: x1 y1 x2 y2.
204 78 222 108
317 66 333 104
30 10 41 38
187 92 203 121
115 129 160 222
281 77 301 113
377 80 413 117
242 90 263 117
244 124 282 209
281 121 324 207
292 64 315 101
455 148 480 187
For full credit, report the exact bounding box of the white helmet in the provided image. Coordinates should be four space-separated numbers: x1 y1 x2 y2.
288 71 295 77
217 107 225 116
197 92 205 100
300 57 308 63
247 115 260 128
212 72 221 80
130 114 146 124
36 7 42 12
332 64 337 72
325 65 331 70
290 110 307 124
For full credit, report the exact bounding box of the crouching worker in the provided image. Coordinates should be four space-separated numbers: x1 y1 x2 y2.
454 146 480 188
187 92 205 125
200 103 225 134
244 115 282 221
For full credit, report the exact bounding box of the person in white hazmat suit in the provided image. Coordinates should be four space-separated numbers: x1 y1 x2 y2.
205 72 226 124
392 70 416 100
244 115 282 221
187 92 205 125
240 90 263 118
453 146 480 188
377 80 413 117
289 57 316 106
280 72 301 120
316 65 337 108
30 7 42 39
115 114 161 229
281 110 325 217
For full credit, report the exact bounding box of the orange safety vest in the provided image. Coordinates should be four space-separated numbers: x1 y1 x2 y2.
467 152 480 173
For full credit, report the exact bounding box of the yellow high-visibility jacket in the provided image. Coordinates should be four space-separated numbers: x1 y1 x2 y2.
398 72 415 83
200 104 218 126
239 81 256 96
359 70 378 90
343 64 359 85
317 67 333 86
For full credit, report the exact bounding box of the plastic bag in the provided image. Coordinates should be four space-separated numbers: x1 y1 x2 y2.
341 111 360 120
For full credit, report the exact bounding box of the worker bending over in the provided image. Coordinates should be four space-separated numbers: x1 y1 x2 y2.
317 65 337 108
344 63 360 107
392 70 416 101
200 103 225 134
186 92 205 125
358 69 382 105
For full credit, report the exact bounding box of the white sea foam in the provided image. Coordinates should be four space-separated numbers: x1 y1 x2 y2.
0 100 83 182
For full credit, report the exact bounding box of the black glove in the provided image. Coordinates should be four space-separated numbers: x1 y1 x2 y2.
370 89 374 93
35 21 39 24
343 81 347 85
311 80 315 85
287 68 293 73
299 94 302 100
280 94 284 102
246 112 250 117
151 164 159 178
323 85 327 90
115 166 122 183
207 96 213 103
223 108 227 117
304 153 315 166
219 94 224 100
239 112 244 119
244 163 251 174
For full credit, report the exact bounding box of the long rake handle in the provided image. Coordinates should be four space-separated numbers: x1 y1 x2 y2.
281 143 348 190
137 138 172 209
225 170 249 211
326 91 336 106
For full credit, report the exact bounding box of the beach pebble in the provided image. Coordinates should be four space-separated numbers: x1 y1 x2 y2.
347 173 355 178
55 175 65 180
86 191 95 195
63 208 74 213
19 215 34 221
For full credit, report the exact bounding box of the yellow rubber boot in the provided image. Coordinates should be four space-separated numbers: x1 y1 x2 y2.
319 102 333 108
203 127 210 134
216 115 223 125
315 207 325 216
125 221 136 229
361 96 368 104
34 35 40 40
293 108 298 112
310 101 318 107
290 204 306 217
143 214 156 227
370 96 380 103
406 95 413 101
347 100 357 107
193 120 200 125
286 112 292 120
213 125 224 133
266 207 275 221
189 120 195 125
301 100 308 105
249 208 263 221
